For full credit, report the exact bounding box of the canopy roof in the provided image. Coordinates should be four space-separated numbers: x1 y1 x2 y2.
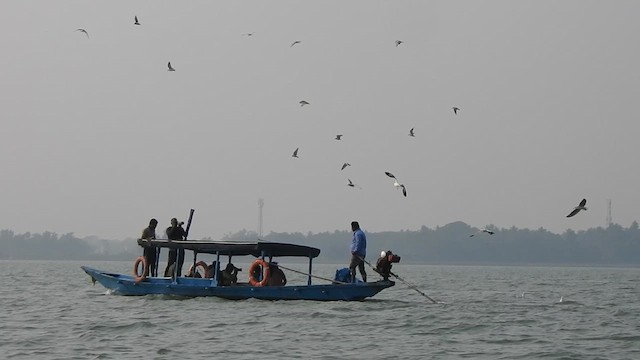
138 239 320 258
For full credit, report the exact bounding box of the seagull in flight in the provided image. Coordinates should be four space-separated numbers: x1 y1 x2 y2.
299 100 310 107
452 107 460 115
395 40 403 47
291 40 301 47
566 198 587 218
242 32 254 36
408 128 415 137
347 179 361 189
335 134 343 140
384 172 407 197
76 28 89 38
470 228 495 237
341 163 351 171
292 147 299 158
134 16 140 25
167 62 175 71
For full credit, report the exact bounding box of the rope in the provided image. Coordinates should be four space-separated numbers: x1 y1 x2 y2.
275 264 351 285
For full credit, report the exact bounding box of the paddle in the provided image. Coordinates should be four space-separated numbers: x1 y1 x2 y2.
360 256 439 304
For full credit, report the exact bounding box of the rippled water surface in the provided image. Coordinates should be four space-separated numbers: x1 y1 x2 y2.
1 261 639 359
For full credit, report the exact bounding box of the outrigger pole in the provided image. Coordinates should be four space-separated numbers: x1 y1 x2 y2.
359 256 439 304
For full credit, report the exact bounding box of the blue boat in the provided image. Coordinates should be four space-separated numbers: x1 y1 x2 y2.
81 239 395 301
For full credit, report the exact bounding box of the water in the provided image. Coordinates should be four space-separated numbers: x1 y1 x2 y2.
1 261 639 359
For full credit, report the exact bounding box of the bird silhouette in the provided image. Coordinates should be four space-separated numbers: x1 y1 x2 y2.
299 100 310 107
566 198 587 217
470 228 495 237
291 40 301 47
242 32 254 36
341 163 351 171
452 107 460 115
335 134 343 140
408 128 415 137
347 179 361 189
167 62 175 71
395 40 403 47
292 148 299 158
76 28 89 38
134 16 140 25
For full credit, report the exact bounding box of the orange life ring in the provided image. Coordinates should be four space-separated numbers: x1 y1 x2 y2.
133 256 148 283
188 261 209 278
248 259 270 287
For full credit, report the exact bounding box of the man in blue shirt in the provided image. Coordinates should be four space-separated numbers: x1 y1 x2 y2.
349 221 367 283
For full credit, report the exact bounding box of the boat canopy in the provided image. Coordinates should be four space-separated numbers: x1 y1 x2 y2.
137 239 320 258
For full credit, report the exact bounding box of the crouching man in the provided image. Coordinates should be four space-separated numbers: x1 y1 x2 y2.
375 250 401 281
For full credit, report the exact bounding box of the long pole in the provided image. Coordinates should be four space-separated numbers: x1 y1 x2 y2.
360 256 439 304
174 209 195 281
185 209 195 239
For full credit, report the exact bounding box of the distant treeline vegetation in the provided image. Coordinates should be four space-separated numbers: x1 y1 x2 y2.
1 221 639 265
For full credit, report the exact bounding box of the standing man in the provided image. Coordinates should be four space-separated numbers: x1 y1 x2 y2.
164 218 186 277
141 218 158 277
349 221 367 283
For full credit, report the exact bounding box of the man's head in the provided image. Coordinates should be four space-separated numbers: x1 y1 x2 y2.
149 218 158 229
351 221 360 231
171 218 178 227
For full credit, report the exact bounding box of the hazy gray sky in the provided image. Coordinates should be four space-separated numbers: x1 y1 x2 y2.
1 1 639 241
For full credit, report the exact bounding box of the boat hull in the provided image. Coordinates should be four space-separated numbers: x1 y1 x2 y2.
81 266 394 301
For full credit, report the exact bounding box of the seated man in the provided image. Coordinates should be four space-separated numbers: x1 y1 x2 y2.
206 261 221 279
266 264 287 286
220 263 242 286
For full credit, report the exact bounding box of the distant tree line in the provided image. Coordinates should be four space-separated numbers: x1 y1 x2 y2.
224 221 640 266
1 221 639 265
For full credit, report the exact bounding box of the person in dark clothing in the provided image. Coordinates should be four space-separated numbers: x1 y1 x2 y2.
349 221 367 283
140 218 158 277
164 218 186 277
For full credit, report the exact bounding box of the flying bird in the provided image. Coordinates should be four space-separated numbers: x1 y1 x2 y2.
291 40 301 47
134 16 140 25
408 128 415 137
335 134 343 140
452 107 460 115
167 62 175 71
242 32 254 36
395 40 403 47
76 28 89 38
299 100 310 107
566 198 587 218
385 171 407 196
341 163 351 171
384 172 401 187
292 148 299 158
470 228 495 237
347 179 361 189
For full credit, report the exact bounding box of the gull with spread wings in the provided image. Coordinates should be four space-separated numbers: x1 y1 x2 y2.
76 28 89 38
470 228 495 237
566 199 587 217
384 172 407 197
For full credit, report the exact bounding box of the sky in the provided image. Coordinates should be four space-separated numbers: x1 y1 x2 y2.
1 1 639 241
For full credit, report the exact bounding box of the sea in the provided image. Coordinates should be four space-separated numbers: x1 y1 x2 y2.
1 260 639 359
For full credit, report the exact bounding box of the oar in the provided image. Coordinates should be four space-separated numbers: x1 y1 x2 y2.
360 256 439 304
